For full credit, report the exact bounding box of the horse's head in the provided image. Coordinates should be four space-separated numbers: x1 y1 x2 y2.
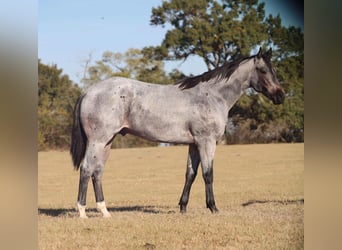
250 48 285 105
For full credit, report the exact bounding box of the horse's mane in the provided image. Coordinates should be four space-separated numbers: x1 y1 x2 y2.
176 55 255 90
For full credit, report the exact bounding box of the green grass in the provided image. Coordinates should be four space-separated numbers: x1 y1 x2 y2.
38 143 304 249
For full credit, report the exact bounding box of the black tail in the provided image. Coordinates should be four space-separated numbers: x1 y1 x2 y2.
70 94 87 170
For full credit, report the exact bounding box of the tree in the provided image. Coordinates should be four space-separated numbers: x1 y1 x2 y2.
228 15 304 143
82 48 172 88
38 60 82 150
151 0 268 70
150 0 304 143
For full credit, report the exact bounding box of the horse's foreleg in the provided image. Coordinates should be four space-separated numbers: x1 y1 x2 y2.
198 139 219 213
202 163 218 213
179 144 200 213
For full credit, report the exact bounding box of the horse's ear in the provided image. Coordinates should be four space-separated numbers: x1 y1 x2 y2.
265 48 272 58
257 47 262 58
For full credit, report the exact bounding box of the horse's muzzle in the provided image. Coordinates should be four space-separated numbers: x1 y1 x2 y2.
271 88 285 105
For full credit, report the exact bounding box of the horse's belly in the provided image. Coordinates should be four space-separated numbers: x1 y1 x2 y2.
126 121 194 144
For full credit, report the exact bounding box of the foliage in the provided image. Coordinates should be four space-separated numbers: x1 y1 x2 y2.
82 48 173 88
151 0 268 70
150 0 304 143
227 14 304 143
38 60 81 150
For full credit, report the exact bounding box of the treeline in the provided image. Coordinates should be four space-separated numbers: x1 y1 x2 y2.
38 60 81 150
38 0 303 150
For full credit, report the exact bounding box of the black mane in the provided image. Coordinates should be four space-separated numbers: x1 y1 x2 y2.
176 55 254 90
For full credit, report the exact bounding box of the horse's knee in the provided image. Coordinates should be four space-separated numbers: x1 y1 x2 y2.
202 167 213 184
186 170 197 181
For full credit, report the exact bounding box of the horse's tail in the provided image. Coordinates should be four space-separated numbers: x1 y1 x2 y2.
70 94 87 170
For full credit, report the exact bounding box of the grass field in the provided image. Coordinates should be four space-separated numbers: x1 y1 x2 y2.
38 143 304 249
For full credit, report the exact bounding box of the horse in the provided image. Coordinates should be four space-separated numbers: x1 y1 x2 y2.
70 48 285 218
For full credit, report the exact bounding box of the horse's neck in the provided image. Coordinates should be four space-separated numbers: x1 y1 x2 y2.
211 59 253 110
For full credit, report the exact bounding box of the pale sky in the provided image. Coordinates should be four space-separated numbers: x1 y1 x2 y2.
38 0 303 84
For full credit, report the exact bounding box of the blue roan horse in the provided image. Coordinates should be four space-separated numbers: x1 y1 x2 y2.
70 48 284 218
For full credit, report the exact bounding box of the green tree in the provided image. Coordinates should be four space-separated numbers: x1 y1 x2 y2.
38 60 82 150
228 16 304 143
150 0 303 143
82 48 172 88
151 0 268 70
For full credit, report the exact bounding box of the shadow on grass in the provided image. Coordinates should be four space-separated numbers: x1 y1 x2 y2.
242 198 304 207
38 205 175 217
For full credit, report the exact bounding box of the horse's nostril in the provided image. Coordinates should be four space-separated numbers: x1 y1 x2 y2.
273 90 285 104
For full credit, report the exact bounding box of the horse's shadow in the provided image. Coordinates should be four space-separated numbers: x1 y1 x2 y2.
38 199 304 217
242 198 304 207
38 205 175 217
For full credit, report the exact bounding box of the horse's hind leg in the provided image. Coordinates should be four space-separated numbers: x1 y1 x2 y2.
77 165 91 218
92 144 111 217
179 144 200 213
77 142 112 218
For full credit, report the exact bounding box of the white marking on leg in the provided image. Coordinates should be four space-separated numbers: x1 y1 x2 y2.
77 202 88 218
96 201 111 218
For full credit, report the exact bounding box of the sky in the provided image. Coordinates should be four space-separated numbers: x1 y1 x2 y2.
39 0 304 84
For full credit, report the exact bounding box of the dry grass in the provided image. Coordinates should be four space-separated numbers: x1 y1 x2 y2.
38 143 304 249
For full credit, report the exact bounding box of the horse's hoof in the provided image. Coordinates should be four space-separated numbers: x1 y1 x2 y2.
211 208 219 214
208 205 219 213
180 209 187 214
103 212 111 218
179 205 187 214
77 203 88 218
